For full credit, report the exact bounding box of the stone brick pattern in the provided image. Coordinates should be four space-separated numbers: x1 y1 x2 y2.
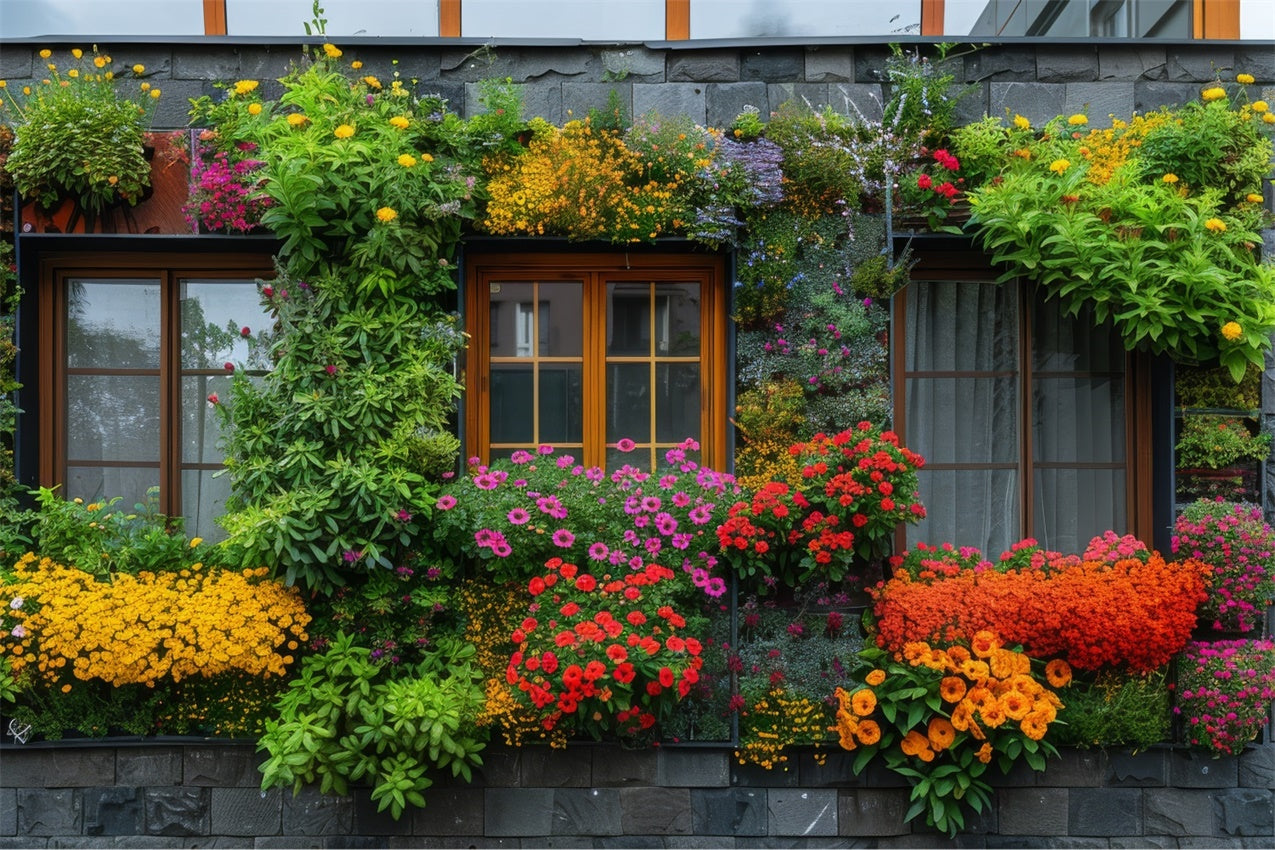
0 742 1271 846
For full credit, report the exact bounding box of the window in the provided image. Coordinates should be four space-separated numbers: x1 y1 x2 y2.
465 252 728 472
894 269 1153 555
39 254 273 538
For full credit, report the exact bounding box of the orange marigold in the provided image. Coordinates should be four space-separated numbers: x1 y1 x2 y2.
927 717 956 751
1045 658 1072 688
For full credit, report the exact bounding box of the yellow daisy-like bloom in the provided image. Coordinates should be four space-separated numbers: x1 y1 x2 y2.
334 124 355 139
323 43 343 59
140 81 150 91
351 60 363 70
1067 113 1087 125
865 669 886 686
419 152 434 163
1049 158 1070 173
1221 321 1243 341
397 153 417 168
248 103 263 115
287 113 309 127
363 75 382 89
1201 86 1226 102
0 81 6 89
93 56 106 68
1263 113 1275 125
39 49 52 59
1237 73 1255 84
389 115 409 129
1162 173 1179 184
1013 114 1031 130
1204 217 1227 233
71 48 83 59
939 676 967 704
68 69 79 78
375 206 398 223
133 63 145 74
233 79 259 96
1253 100 1269 113
150 88 161 99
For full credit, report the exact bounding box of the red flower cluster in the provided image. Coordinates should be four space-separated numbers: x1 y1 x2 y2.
506 558 703 740
872 553 1210 673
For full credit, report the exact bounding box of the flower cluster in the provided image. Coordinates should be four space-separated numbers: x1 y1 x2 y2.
1172 499 1275 633
835 632 1069 836
1081 531 1151 564
1175 639 1275 755
0 553 309 690
736 686 830 770
184 137 270 233
873 543 1209 673
1175 415 1271 470
897 146 965 229
502 558 704 742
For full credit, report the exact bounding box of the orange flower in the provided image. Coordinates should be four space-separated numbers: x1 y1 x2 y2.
1021 711 1050 741
939 676 967 703
1045 658 1072 688
1000 691 1032 721
976 742 993 764
970 630 999 658
850 688 877 717
856 719 882 746
961 659 990 682
978 701 1007 728
927 717 956 751
900 730 929 757
865 669 886 686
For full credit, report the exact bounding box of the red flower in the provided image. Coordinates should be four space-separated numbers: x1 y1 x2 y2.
528 576 546 596
917 173 933 190
658 666 675 688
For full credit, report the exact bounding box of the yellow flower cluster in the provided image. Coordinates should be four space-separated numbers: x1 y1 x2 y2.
735 438 804 492
1078 111 1172 185
736 687 832 770
1 553 309 690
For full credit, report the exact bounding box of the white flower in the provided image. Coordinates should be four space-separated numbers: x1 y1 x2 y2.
10 624 26 638
8 597 22 609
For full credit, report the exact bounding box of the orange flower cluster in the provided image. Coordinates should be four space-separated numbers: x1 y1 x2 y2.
871 554 1209 672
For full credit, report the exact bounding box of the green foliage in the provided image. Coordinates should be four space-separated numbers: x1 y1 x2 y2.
1176 362 1262 411
1175 414 1271 469
256 631 487 820
883 43 973 147
1051 669 1170 751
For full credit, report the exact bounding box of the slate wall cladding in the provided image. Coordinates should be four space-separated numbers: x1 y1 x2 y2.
0 742 1272 846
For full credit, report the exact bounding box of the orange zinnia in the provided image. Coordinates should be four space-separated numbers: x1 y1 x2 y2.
1001 691 1032 720
865 669 886 686
976 742 993 764
971 630 999 658
1045 658 1072 688
939 676 967 703
961 659 990 682
978 702 1007 728
1021 711 1050 741
927 717 956 751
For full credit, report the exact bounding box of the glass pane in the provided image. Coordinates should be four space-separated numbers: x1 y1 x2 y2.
66 375 161 461
1033 296 1125 372
463 0 663 39
490 282 583 358
538 365 583 445
608 283 651 356
65 466 160 509
607 363 651 443
1033 377 1125 464
961 0 1189 38
66 280 161 369
1034 469 1127 555
228 0 441 36
692 0 920 37
908 469 1019 557
905 377 1019 464
489 282 532 358
655 363 700 444
181 280 272 369
182 375 237 464
3 0 204 36
539 283 583 357
658 284 701 356
906 281 1018 373
490 365 535 444
181 469 231 543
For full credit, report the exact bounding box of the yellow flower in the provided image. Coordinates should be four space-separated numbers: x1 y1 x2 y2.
233 79 259 96
1012 148 1032 159
1201 86 1226 102
1013 114 1030 130
323 43 343 59
0 81 5 89
1067 113 1087 125
397 153 417 167
334 124 355 139
248 103 263 116
1049 158 1070 173
351 60 363 70
376 206 398 223
865 669 886 686
133 63 145 74
1264 113 1275 125
1162 173 1179 184
150 89 161 99
363 75 382 89
287 113 309 127
1247 193 1264 203
850 688 877 717
1204 217 1227 233
1221 321 1243 341
93 56 106 68
419 152 434 163
389 115 409 129
1253 100 1269 113
140 82 150 91
39 49 51 59
1237 73 1255 84
67 69 79 78
189 537 204 548
72 48 83 59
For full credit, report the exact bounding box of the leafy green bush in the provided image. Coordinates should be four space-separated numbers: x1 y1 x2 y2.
1051 669 1170 751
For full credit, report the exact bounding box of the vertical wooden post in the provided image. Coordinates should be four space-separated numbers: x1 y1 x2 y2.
920 0 946 35
440 0 462 37
202 0 228 35
1194 0 1241 38
666 0 690 39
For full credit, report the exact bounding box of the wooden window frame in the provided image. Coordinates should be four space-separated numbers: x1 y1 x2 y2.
38 252 273 522
891 263 1154 548
464 251 728 471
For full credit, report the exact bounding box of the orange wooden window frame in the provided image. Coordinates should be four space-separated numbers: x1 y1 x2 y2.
666 0 690 39
464 252 728 471
920 0 945 36
203 0 228 35
1194 0 1241 38
38 253 273 520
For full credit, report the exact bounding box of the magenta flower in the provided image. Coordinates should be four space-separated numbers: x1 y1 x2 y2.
435 495 456 510
551 529 576 548
474 473 499 490
616 438 636 452
588 542 610 561
507 507 530 525
510 450 532 464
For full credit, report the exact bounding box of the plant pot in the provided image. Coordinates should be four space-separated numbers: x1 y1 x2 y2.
1176 464 1261 503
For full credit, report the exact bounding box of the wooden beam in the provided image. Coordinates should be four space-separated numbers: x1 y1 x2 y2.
1195 0 1241 38
920 0 945 36
666 0 690 39
440 0 462 37
202 0 227 35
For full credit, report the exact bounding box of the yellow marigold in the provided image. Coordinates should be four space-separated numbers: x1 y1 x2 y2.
397 153 417 168
93 56 106 68
1201 86 1226 102
71 48 83 59
375 206 398 223
419 152 434 162
1204 217 1227 233
1012 148 1032 159
351 60 363 69
865 669 886 686
39 49 52 59
1253 100 1269 113
334 124 355 139
1049 158 1070 173
1013 114 1031 130
1247 193 1265 203
233 79 259 96
323 43 343 59
939 676 967 704
1263 113 1275 124
67 69 79 78
1237 73 1255 85
1221 321 1243 341
248 103 262 116
1067 113 1087 125
133 63 145 74
363 75 382 89
389 115 409 129
150 89 161 99
0 81 6 89
850 688 877 717
287 113 309 127
1162 173 1179 184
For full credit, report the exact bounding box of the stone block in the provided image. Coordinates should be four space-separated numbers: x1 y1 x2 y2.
1068 787 1141 836
281 788 353 836
440 47 600 84
1036 748 1108 788
767 789 837 837
409 787 483 836
767 83 832 113
836 788 907 837
551 788 621 836
668 51 740 83
967 47 1038 83
1064 82 1135 124
706 81 769 129
0 789 13 835
84 787 142 836
954 85 992 125
633 83 706 125
466 81 562 124
691 787 767 836
1109 749 1167 787
485 788 554 837
742 50 803 83
986 839 1108 849
660 837 736 849
804 47 855 83
855 46 895 85
1037 47 1100 83
210 787 280 837
989 82 1065 127
183 746 260 787
114 748 182 788
1171 749 1240 789
657 748 729 788
1134 81 1204 111
2 750 114 788
794 750 860 789
1213 788 1274 837
143 787 208 837
514 744 592 788
731 762 800 788
1176 839 1249 849
1167 48 1236 82
17 788 82 836
830 83 885 123
601 47 666 82
998 787 1068 836
1235 45 1275 81
562 82 632 123
350 790 411 836
621 787 692 835
1098 46 1168 81
1144 788 1215 836
591 748 657 787
1238 743 1274 789
0 50 34 81
476 747 521 788
1110 837 1177 848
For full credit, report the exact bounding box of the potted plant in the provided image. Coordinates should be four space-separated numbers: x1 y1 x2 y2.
1175 414 1270 501
1174 639 1275 755
1172 499 1275 634
0 47 158 226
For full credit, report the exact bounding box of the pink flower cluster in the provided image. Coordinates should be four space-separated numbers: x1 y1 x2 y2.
184 140 271 233
1172 499 1275 632
1175 639 1275 756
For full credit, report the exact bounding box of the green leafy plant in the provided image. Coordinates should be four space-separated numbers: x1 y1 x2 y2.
1051 668 1169 751
1175 362 1262 411
1175 415 1271 469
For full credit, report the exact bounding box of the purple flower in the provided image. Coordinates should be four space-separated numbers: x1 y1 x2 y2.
474 473 499 490
588 542 610 561
507 508 530 525
551 529 576 548
510 450 532 464
655 512 678 535
342 549 363 563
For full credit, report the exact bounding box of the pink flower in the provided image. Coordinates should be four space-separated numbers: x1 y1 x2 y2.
206 392 220 405
616 438 636 452
435 495 456 510
507 507 530 525
223 362 235 372
552 529 576 548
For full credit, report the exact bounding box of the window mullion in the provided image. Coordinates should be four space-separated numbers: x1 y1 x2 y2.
583 274 606 468
161 271 180 521
1019 280 1033 541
